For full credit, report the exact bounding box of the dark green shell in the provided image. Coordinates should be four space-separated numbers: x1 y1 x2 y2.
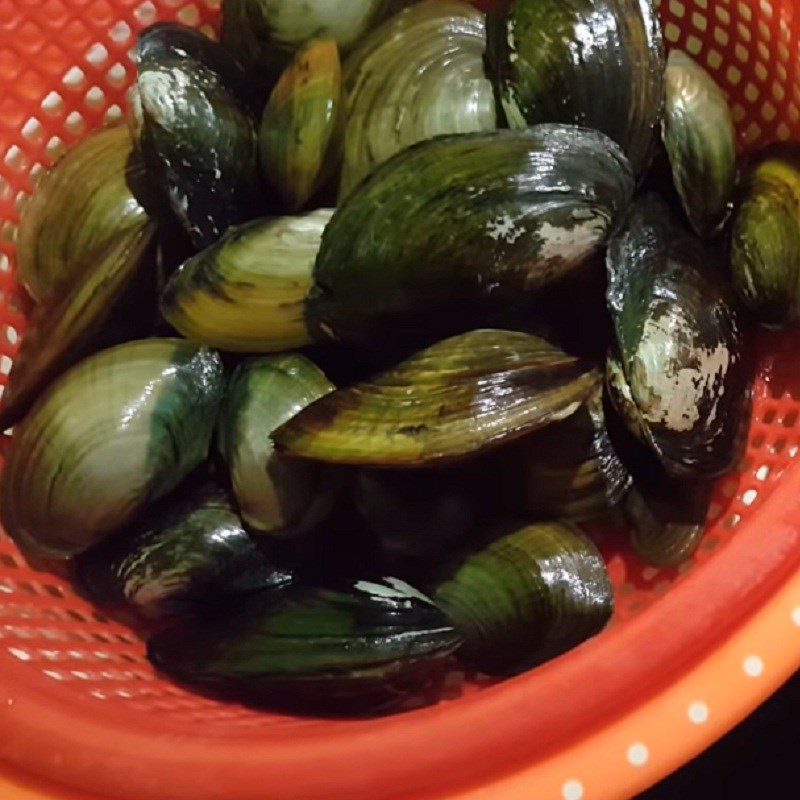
606 195 749 479
484 0 663 176
77 479 294 614
147 577 461 713
308 125 633 344
133 23 260 249
434 522 612 674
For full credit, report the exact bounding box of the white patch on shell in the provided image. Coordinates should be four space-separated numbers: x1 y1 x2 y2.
355 577 434 605
138 68 193 126
634 310 731 432
536 216 607 265
486 213 525 244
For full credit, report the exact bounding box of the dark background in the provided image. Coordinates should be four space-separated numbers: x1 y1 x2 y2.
638 672 800 798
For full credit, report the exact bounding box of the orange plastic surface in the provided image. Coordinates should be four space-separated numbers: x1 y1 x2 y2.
2 1 800 799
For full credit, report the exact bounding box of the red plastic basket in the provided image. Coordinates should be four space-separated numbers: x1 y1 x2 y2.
2 1 800 798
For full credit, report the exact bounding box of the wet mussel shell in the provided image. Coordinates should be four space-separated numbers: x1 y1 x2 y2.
434 522 613 674
273 329 601 468
133 23 260 249
0 223 158 430
309 125 634 345
147 576 461 713
0 339 225 558
340 0 496 197
484 0 664 177
606 195 749 479
16 125 150 303
161 209 334 352
731 144 800 327
217 354 338 537
77 478 294 614
662 50 736 238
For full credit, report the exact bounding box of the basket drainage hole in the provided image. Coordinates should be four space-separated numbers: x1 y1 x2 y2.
783 410 799 428
762 408 777 424
742 488 759 506
0 554 18 568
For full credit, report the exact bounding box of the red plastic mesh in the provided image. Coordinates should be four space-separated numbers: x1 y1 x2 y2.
0 0 799 795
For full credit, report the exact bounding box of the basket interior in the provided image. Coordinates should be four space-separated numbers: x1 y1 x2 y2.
1 0 800 796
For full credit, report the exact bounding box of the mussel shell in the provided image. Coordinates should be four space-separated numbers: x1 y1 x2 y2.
731 145 800 326
161 209 333 351
606 195 749 478
77 478 294 614
484 0 664 177
16 125 150 303
488 386 631 521
434 521 612 674
217 355 338 537
339 0 496 197
309 125 634 345
221 0 399 79
273 329 600 467
133 23 261 249
663 50 736 238
603 389 711 567
0 223 158 430
0 339 225 558
147 576 461 713
260 39 342 211
355 468 479 559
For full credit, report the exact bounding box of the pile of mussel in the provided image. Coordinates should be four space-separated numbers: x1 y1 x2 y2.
3 0 784 715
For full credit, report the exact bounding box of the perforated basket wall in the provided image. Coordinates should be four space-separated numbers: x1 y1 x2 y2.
2 2 800 800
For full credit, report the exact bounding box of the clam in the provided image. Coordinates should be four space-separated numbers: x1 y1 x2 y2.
355 469 478 559
217 355 338 537
16 125 150 302
731 144 800 326
489 387 631 521
273 329 600 467
133 23 260 249
161 209 333 351
0 223 158 430
221 0 399 79
309 125 634 344
339 0 496 197
484 0 664 177
434 522 612 674
147 576 460 713
662 50 736 238
259 39 342 211
606 195 749 478
77 478 294 614
0 339 225 558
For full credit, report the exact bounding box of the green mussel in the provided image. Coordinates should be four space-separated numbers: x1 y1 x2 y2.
339 0 496 197
133 23 260 249
0 339 224 558
309 125 634 344
273 329 600 467
355 468 479 559
484 0 664 177
731 144 800 326
221 0 399 79
0 223 158 430
77 478 294 615
434 522 612 674
16 125 150 303
603 394 711 567
148 576 461 713
259 39 342 211
663 50 736 238
606 195 749 479
217 355 337 537
488 387 631 521
161 209 333 351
